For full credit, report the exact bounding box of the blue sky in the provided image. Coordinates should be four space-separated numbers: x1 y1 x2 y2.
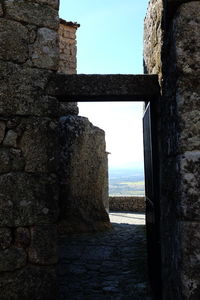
59 0 149 169
60 0 149 74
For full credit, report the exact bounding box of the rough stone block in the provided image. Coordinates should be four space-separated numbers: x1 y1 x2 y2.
33 0 59 9
4 0 59 30
167 0 192 3
7 117 21 129
0 19 29 63
0 4 3 16
0 266 57 300
0 247 27 272
26 24 37 44
180 221 200 299
176 77 200 115
3 130 18 147
28 225 57 265
174 2 200 76
0 121 6 143
0 173 59 226
0 149 10 173
18 117 59 173
178 111 200 153
10 149 26 171
58 116 110 233
30 27 59 70
15 227 30 248
59 102 79 115
143 0 163 79
0 148 25 173
47 74 160 101
0 228 12 250
176 75 200 153
170 2 200 153
0 61 59 116
179 151 200 221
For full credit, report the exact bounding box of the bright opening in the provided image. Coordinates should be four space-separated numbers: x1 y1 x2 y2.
78 102 145 196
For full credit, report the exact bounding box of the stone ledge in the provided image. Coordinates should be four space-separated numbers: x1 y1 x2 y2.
47 74 160 102
109 196 145 213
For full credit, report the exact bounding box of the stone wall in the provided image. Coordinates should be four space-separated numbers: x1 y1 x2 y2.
144 1 200 299
0 1 110 298
0 1 80 299
144 0 164 82
0 1 62 299
109 197 145 212
58 19 79 74
58 116 110 233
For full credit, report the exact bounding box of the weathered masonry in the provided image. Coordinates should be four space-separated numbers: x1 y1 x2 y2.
109 196 146 213
0 0 199 300
144 1 200 299
0 1 109 298
58 19 79 74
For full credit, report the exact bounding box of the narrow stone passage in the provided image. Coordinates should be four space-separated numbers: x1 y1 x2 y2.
58 212 152 299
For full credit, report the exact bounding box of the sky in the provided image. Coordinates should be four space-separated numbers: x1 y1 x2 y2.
59 0 149 169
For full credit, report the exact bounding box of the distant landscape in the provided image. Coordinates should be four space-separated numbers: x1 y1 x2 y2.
109 167 145 196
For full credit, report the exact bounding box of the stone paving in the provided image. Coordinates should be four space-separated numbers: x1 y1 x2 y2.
57 212 152 299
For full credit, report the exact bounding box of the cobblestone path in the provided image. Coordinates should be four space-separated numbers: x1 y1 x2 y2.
58 212 152 300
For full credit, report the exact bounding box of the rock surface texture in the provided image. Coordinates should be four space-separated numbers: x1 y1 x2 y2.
58 212 152 300
109 197 145 212
144 0 200 299
58 19 79 74
0 1 79 299
47 74 160 102
144 0 163 81
58 116 110 234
